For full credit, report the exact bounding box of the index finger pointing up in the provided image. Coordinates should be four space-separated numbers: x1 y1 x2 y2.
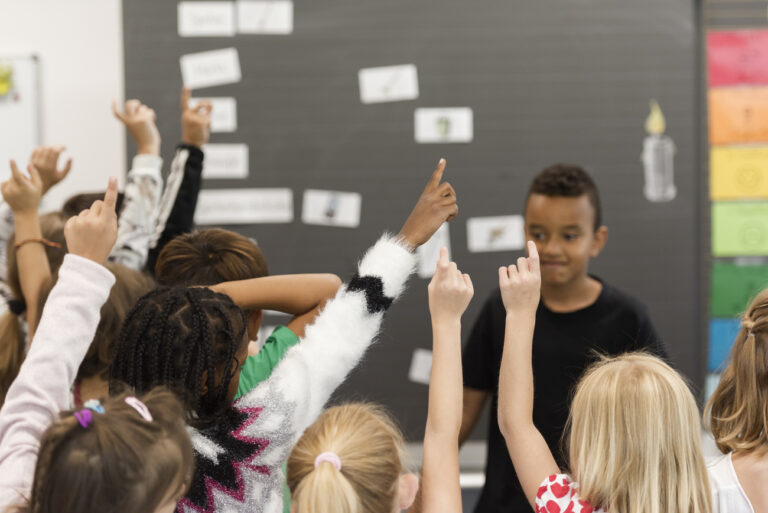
103 176 118 211
181 86 191 112
527 241 540 274
426 158 447 190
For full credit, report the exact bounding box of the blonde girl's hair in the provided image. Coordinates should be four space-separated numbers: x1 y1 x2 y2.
567 353 711 513
287 403 405 513
706 289 768 455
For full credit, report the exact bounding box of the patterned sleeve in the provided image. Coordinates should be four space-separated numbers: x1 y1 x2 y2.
536 474 601 513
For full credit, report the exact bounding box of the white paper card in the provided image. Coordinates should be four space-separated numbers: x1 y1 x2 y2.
192 97 237 132
409 349 433 385
180 47 242 89
202 144 248 179
466 215 524 253
301 189 362 228
417 223 451 278
237 1 293 34
415 107 473 143
178 2 236 37
195 188 293 224
358 64 419 104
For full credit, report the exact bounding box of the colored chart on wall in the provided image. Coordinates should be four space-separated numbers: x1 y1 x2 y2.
711 262 768 317
710 145 768 199
709 87 768 145
712 201 768 256
709 318 740 372
708 30 768 87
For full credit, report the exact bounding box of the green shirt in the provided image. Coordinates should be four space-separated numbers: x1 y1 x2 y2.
235 325 300 399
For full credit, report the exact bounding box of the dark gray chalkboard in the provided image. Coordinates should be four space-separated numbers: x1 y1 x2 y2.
124 0 701 440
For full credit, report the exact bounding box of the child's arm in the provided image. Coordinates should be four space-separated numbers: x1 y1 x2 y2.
497 242 559 508
0 180 118 507
109 99 163 270
211 273 342 337
421 248 473 513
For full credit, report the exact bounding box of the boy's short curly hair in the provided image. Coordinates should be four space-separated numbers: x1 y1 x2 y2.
526 164 602 230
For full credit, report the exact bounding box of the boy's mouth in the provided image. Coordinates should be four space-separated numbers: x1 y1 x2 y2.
541 261 567 267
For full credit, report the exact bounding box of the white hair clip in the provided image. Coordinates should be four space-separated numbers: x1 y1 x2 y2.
125 396 153 422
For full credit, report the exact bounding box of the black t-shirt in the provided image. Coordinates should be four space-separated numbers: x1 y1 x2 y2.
462 277 666 513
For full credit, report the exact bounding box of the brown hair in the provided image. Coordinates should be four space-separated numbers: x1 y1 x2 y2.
525 164 603 230
13 389 193 513
287 403 406 513
155 229 268 287
62 192 125 219
0 212 68 405
706 289 768 455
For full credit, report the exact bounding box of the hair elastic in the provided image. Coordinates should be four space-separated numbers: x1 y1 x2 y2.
83 399 105 414
74 409 93 429
7 298 25 316
125 396 153 422
314 452 342 471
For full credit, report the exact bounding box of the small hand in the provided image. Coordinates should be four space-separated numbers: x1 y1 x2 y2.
398 158 458 249
180 87 212 148
30 145 72 194
428 247 474 322
498 241 541 315
1 160 43 215
112 99 161 155
64 177 119 264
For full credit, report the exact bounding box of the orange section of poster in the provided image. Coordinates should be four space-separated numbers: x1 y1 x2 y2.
709 87 768 145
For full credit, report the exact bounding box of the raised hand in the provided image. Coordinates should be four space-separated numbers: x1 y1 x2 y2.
112 99 161 155
2 160 43 214
498 241 541 315
398 159 458 249
428 247 473 322
64 177 119 264
29 146 72 194
180 87 212 148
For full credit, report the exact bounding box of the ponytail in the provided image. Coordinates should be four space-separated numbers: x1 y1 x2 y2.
292 459 360 513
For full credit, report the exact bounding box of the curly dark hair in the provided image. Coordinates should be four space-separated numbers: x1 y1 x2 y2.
526 164 602 230
109 286 247 429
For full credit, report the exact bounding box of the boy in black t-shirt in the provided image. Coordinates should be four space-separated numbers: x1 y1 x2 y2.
461 164 666 513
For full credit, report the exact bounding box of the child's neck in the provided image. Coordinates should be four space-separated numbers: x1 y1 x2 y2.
541 275 602 313
77 376 109 406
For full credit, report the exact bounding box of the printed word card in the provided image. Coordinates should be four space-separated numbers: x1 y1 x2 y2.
180 47 242 89
301 189 362 227
358 64 419 104
195 188 293 224
466 215 524 253
415 107 473 144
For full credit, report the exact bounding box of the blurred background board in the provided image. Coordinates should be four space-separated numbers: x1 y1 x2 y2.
123 0 700 440
0 55 40 183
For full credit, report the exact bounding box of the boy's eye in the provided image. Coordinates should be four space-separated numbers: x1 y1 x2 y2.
530 232 546 241
563 233 580 241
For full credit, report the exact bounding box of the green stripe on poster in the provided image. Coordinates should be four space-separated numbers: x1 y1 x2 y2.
712 262 768 317
712 202 768 256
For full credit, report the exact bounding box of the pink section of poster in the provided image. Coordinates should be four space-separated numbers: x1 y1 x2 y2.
708 30 768 87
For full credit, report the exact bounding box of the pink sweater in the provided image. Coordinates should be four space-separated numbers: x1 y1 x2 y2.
0 255 115 508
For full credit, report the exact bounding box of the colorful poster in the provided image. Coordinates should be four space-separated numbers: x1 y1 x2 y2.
708 30 768 87
709 318 740 372
710 145 768 199
711 262 768 317
709 87 768 145
712 201 768 256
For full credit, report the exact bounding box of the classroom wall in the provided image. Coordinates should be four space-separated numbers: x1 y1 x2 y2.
0 0 125 210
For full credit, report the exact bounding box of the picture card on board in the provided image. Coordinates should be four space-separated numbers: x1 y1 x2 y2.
712 201 768 256
202 143 248 179
466 215 524 253
237 1 293 34
417 223 451 278
178 2 236 37
408 349 433 385
195 188 293 225
415 107 473 143
180 47 242 90
191 97 237 132
301 189 361 228
358 64 419 104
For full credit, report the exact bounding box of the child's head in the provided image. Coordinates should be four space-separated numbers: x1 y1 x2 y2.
706 289 768 455
287 403 419 513
567 353 711 513
109 286 249 428
62 191 125 219
524 164 607 288
25 389 193 513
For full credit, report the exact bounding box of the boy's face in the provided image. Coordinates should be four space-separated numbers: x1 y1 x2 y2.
524 193 607 287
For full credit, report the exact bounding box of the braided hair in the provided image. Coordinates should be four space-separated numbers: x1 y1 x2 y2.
109 286 247 429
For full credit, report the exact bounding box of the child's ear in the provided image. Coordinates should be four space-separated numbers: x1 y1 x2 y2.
590 226 608 257
247 309 263 340
397 473 420 510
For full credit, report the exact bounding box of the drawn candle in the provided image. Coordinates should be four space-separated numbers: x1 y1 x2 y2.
641 100 677 202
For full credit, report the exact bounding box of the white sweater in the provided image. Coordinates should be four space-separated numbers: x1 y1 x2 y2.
178 234 416 513
0 255 115 508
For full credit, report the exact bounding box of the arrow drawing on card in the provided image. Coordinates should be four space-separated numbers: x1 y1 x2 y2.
488 227 505 244
325 195 340 219
381 72 402 95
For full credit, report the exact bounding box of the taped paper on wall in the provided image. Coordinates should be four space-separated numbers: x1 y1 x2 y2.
195 188 293 224
466 215 524 253
710 145 768 200
191 97 237 132
358 64 419 104
237 1 293 34
417 223 451 278
408 348 433 385
711 261 768 317
180 47 241 90
301 189 361 227
202 143 248 179
708 30 768 87
178 2 235 37
712 201 768 256
709 87 768 145
415 107 473 144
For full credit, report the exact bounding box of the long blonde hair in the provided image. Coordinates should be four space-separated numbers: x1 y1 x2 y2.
706 289 768 455
287 403 405 513
567 353 711 513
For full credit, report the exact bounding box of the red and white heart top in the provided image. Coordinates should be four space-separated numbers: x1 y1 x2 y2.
536 474 607 513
